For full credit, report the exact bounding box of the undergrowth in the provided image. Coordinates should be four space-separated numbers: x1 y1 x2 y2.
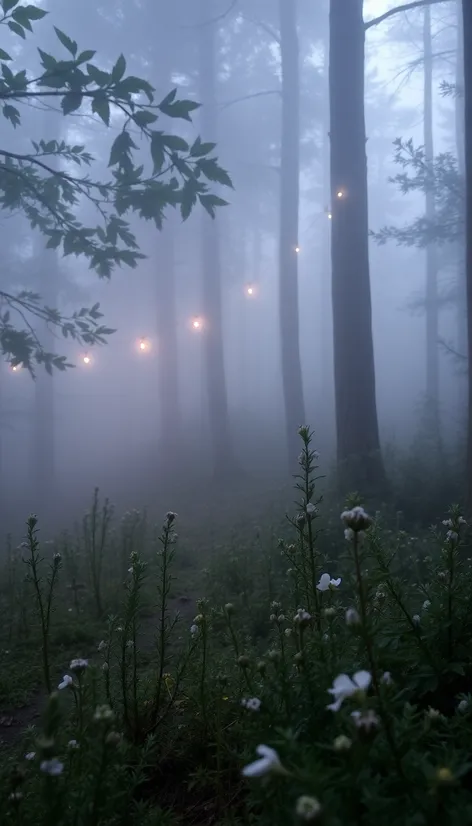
0 427 471 825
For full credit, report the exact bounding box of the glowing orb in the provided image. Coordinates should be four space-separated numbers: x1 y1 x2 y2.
82 355 91 365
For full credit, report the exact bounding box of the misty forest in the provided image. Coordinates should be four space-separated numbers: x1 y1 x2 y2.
2 0 472 823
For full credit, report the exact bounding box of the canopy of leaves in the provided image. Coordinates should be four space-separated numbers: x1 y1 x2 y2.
0 0 232 372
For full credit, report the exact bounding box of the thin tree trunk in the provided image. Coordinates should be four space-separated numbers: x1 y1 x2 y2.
456 0 467 360
156 212 181 458
320 24 334 436
423 4 440 435
279 0 306 468
199 0 236 477
463 0 472 511
329 0 386 492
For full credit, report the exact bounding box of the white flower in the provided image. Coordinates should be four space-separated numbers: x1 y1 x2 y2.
25 751 36 760
190 624 199 636
326 670 371 712
344 528 355 542
341 506 372 532
333 734 352 752
381 671 393 686
241 697 261 712
295 795 322 820
422 600 431 610
58 675 73 690
293 608 312 624
98 640 107 652
40 758 64 776
345 608 360 626
70 658 88 672
102 662 109 672
351 709 380 731
447 530 458 542
457 699 469 713
242 744 284 778
53 552 61 563
306 503 318 518
412 614 421 626
442 519 453 528
316 573 341 592
68 739 79 749
126 640 134 649
458 516 467 525
94 704 114 722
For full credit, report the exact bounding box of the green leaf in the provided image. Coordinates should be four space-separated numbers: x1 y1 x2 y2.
163 134 189 152
37 48 57 72
108 130 134 167
11 6 34 30
54 27 77 57
159 88 177 107
190 136 217 157
7 20 25 38
2 0 20 12
150 132 165 173
91 94 110 125
198 158 233 188
159 97 200 121
76 49 96 65
0 48 12 61
61 92 83 115
111 54 126 83
2 103 20 127
86 63 110 86
132 109 158 128
21 5 47 20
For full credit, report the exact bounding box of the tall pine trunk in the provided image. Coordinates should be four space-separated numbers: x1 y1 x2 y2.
199 0 236 477
329 0 385 492
463 0 472 511
423 4 440 437
279 0 306 467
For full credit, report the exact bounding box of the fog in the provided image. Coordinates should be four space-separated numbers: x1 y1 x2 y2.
0 0 465 532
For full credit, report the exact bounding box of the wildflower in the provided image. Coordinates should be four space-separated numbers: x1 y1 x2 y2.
242 697 261 712
53 552 61 563
341 506 372 532
9 792 22 802
25 751 36 761
40 758 64 776
333 734 352 752
436 767 454 785
446 530 458 542
294 608 312 625
458 516 467 525
422 600 431 610
126 640 134 649
298 425 310 439
326 670 371 712
284 628 292 637
269 613 277 622
426 707 443 721
242 744 285 778
224 603 234 614
190 624 199 636
67 740 79 749
295 795 322 821
70 658 88 672
351 709 380 731
193 614 204 625
381 671 393 686
278 614 286 622
296 512 306 527
94 704 114 722
324 607 336 619
345 608 360 626
270 601 281 611
457 699 469 713
412 614 421 626
98 640 107 652
102 662 109 672
58 675 73 690
165 511 177 524
317 573 341 592
306 503 318 519
344 528 355 542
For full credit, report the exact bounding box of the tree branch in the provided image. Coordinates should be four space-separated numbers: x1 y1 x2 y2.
365 0 450 31
219 90 281 111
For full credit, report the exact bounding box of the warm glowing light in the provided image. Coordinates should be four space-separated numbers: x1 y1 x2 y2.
11 364 19 372
191 316 203 331
245 283 256 297
328 212 332 220
82 355 91 365
337 190 344 198
138 337 150 353
295 246 300 253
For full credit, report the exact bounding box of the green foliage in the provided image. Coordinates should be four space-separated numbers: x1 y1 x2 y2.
1 432 472 823
0 0 232 371
372 137 463 248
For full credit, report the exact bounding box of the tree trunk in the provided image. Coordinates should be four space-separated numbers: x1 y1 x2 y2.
279 0 306 468
329 0 386 492
463 0 472 511
456 0 467 360
423 4 441 437
320 24 334 439
199 0 236 477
